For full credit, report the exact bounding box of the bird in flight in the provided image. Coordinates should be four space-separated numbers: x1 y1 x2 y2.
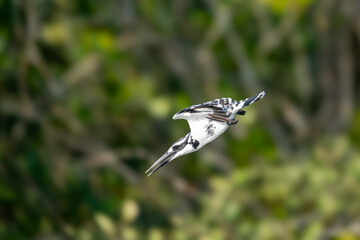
145 91 265 176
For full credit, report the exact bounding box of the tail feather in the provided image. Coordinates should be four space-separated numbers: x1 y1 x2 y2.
240 91 265 108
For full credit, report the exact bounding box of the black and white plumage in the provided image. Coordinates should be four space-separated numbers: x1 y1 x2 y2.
145 91 265 176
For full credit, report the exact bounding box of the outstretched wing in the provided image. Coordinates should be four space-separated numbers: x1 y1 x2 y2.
173 100 233 133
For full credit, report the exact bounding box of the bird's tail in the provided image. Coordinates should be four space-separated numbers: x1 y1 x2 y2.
239 91 265 108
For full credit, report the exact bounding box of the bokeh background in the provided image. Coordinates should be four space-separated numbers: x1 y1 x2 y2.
1 0 360 239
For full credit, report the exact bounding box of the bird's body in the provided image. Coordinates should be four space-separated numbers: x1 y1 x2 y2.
146 91 265 176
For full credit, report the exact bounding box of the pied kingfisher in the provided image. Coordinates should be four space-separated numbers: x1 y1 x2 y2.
145 91 265 176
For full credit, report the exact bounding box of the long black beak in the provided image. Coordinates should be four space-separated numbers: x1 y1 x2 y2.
145 151 176 177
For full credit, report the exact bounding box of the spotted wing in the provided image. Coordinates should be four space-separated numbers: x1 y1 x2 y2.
173 101 233 134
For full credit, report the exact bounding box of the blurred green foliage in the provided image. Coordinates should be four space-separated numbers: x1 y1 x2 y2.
0 0 360 239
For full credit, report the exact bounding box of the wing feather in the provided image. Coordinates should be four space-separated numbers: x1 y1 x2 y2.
174 105 229 119
174 106 232 134
173 98 237 133
205 114 231 123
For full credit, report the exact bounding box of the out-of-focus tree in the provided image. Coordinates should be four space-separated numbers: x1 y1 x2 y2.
0 0 360 239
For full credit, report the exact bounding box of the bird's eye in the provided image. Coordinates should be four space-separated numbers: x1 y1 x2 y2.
173 145 179 150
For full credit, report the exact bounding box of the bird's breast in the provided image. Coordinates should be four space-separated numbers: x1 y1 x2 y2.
194 121 229 148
